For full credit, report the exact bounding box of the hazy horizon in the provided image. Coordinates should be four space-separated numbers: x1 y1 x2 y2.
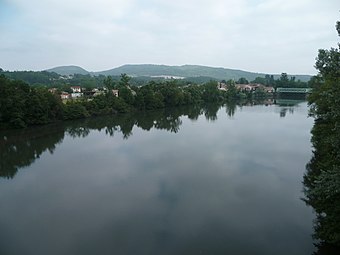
2 63 314 76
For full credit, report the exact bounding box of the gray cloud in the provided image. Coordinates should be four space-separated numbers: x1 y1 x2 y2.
1 0 339 74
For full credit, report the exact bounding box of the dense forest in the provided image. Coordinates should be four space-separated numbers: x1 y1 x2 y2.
303 21 340 251
1 73 246 129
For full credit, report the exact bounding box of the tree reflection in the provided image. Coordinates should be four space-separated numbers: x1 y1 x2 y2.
312 243 340 255
203 104 220 121
276 99 305 118
185 105 202 121
66 126 91 138
225 101 237 117
0 125 65 179
2 101 303 179
0 106 207 179
113 114 136 139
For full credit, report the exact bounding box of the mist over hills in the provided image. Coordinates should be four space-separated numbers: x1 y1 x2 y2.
46 64 312 82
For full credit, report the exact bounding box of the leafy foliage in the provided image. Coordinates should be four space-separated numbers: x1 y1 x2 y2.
0 75 64 128
1 71 273 129
303 21 340 247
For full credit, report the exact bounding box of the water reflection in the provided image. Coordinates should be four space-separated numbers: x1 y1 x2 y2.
275 99 305 118
313 243 340 255
0 100 314 255
0 106 201 179
0 99 306 180
0 125 65 179
225 100 237 117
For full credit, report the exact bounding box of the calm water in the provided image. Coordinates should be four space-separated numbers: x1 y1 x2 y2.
0 101 315 255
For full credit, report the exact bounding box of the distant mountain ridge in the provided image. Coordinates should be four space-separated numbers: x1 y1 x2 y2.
46 64 312 82
46 65 90 76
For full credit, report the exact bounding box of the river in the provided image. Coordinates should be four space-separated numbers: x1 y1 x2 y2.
0 100 315 255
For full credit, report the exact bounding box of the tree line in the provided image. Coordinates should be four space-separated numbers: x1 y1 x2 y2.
229 72 309 88
0 74 246 129
303 20 340 251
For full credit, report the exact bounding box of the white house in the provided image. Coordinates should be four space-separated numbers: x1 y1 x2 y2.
236 84 254 91
60 92 70 100
263 86 275 93
71 93 83 99
70 86 81 93
48 88 57 94
112 89 119 97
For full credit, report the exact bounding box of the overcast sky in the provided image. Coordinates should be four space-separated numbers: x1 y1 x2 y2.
0 0 339 74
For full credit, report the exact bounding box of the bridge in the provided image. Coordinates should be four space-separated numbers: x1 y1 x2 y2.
276 87 312 94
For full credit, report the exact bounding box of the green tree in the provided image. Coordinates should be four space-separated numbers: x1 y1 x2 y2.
103 76 114 90
237 77 249 84
183 85 203 104
159 82 184 107
119 73 131 87
265 74 275 86
63 102 90 120
0 76 29 128
119 87 135 105
280 72 289 85
202 81 220 102
226 83 238 99
303 20 340 247
252 76 266 85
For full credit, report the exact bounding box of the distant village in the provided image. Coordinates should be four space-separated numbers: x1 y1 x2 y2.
217 82 275 93
48 86 119 101
48 82 275 102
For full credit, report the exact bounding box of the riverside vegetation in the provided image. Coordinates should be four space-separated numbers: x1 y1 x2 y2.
0 75 234 129
303 20 340 251
0 70 310 130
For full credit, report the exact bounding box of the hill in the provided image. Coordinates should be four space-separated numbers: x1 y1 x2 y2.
45 64 311 82
96 64 311 82
46 65 90 75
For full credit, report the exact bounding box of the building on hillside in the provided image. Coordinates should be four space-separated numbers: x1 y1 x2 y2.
217 82 227 91
60 92 70 100
235 83 274 92
48 88 58 94
112 90 119 97
71 93 83 99
93 90 104 97
70 86 81 93
263 86 275 93
251 84 261 90
236 84 254 92
83 90 95 97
